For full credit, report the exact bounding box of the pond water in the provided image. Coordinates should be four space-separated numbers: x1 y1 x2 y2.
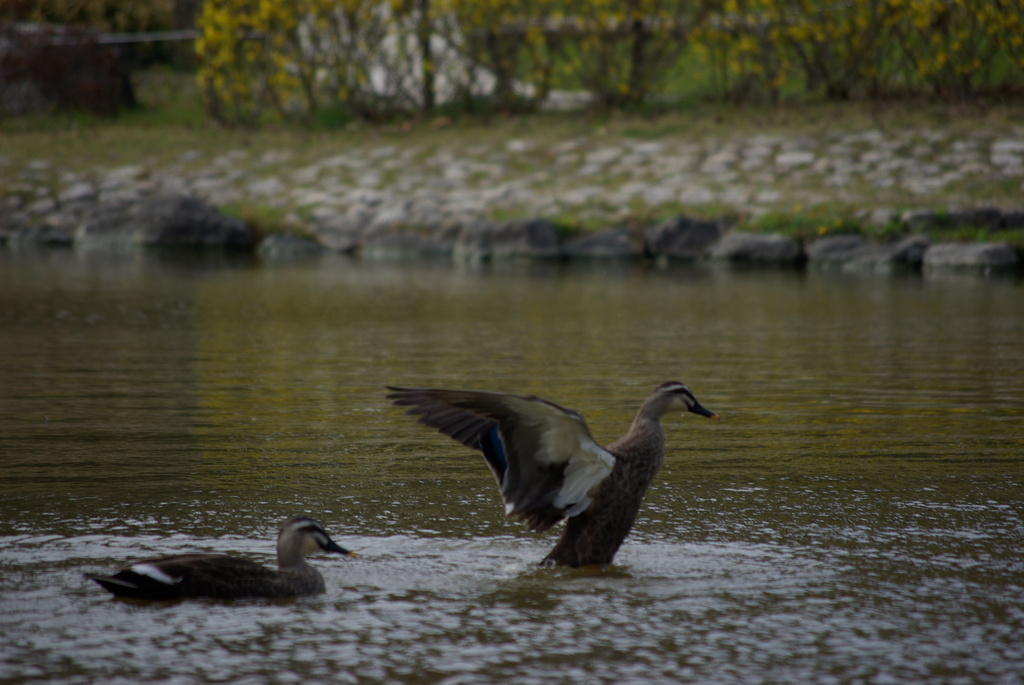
1 250 1022 684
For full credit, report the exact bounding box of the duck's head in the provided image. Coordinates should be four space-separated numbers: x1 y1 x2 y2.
654 381 720 419
279 517 356 562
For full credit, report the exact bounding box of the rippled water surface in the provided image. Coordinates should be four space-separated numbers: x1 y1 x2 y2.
1 251 1022 684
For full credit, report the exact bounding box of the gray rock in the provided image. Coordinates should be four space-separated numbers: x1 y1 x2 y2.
153 174 191 196
923 242 1018 269
427 220 466 256
257 233 324 257
5 224 73 247
74 199 137 249
645 216 723 260
25 197 57 216
454 218 561 262
840 244 905 272
98 166 146 199
563 228 639 259
74 194 253 249
890 235 931 265
314 229 362 253
245 177 284 197
859 207 898 228
991 139 1024 155
99 188 144 205
0 202 26 235
1 194 22 213
309 205 349 223
310 212 371 253
842 241 926 272
58 181 97 205
900 209 943 232
1001 209 1024 229
706 231 802 263
360 225 454 259
991 139 1024 167
807 235 868 263
452 219 500 263
365 205 413 232
101 165 145 185
136 195 253 248
947 207 1002 230
491 219 562 260
775 151 816 168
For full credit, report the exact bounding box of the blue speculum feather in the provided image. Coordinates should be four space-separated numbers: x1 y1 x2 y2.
479 424 508 476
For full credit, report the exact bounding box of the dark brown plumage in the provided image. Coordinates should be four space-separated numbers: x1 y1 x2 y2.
85 517 354 600
387 382 718 567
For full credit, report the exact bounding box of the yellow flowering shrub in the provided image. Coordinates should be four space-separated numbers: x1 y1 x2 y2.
777 0 898 99
556 0 711 107
690 0 787 102
888 0 998 96
195 0 1023 124
197 0 399 124
694 0 898 101
692 0 1022 101
990 0 1024 74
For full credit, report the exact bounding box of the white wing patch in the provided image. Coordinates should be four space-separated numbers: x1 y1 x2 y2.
487 393 616 519
130 563 182 586
554 442 615 515
511 405 615 517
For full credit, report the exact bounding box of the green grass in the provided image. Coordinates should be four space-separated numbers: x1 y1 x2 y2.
2 67 1017 156
740 211 1024 250
220 202 308 241
926 227 1024 250
746 211 866 241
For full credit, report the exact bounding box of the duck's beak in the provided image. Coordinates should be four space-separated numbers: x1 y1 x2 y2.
689 401 720 420
324 540 357 557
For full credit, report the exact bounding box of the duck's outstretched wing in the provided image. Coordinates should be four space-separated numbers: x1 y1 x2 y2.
387 386 615 531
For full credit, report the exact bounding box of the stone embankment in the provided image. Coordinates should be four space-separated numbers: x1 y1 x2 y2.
2 186 1018 272
1 124 1022 271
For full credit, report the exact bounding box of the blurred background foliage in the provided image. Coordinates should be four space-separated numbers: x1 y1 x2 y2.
2 0 1022 123
3 0 175 33
193 0 1024 125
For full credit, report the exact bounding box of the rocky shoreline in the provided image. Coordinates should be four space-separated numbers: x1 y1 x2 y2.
2 121 1022 272
2 184 1019 273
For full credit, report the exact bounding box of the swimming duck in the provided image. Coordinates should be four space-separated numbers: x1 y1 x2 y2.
387 381 718 567
85 516 354 600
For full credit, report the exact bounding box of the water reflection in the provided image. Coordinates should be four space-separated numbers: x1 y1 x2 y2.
0 250 1022 684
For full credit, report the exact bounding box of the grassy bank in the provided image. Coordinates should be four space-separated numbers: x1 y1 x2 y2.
2 69 1023 248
